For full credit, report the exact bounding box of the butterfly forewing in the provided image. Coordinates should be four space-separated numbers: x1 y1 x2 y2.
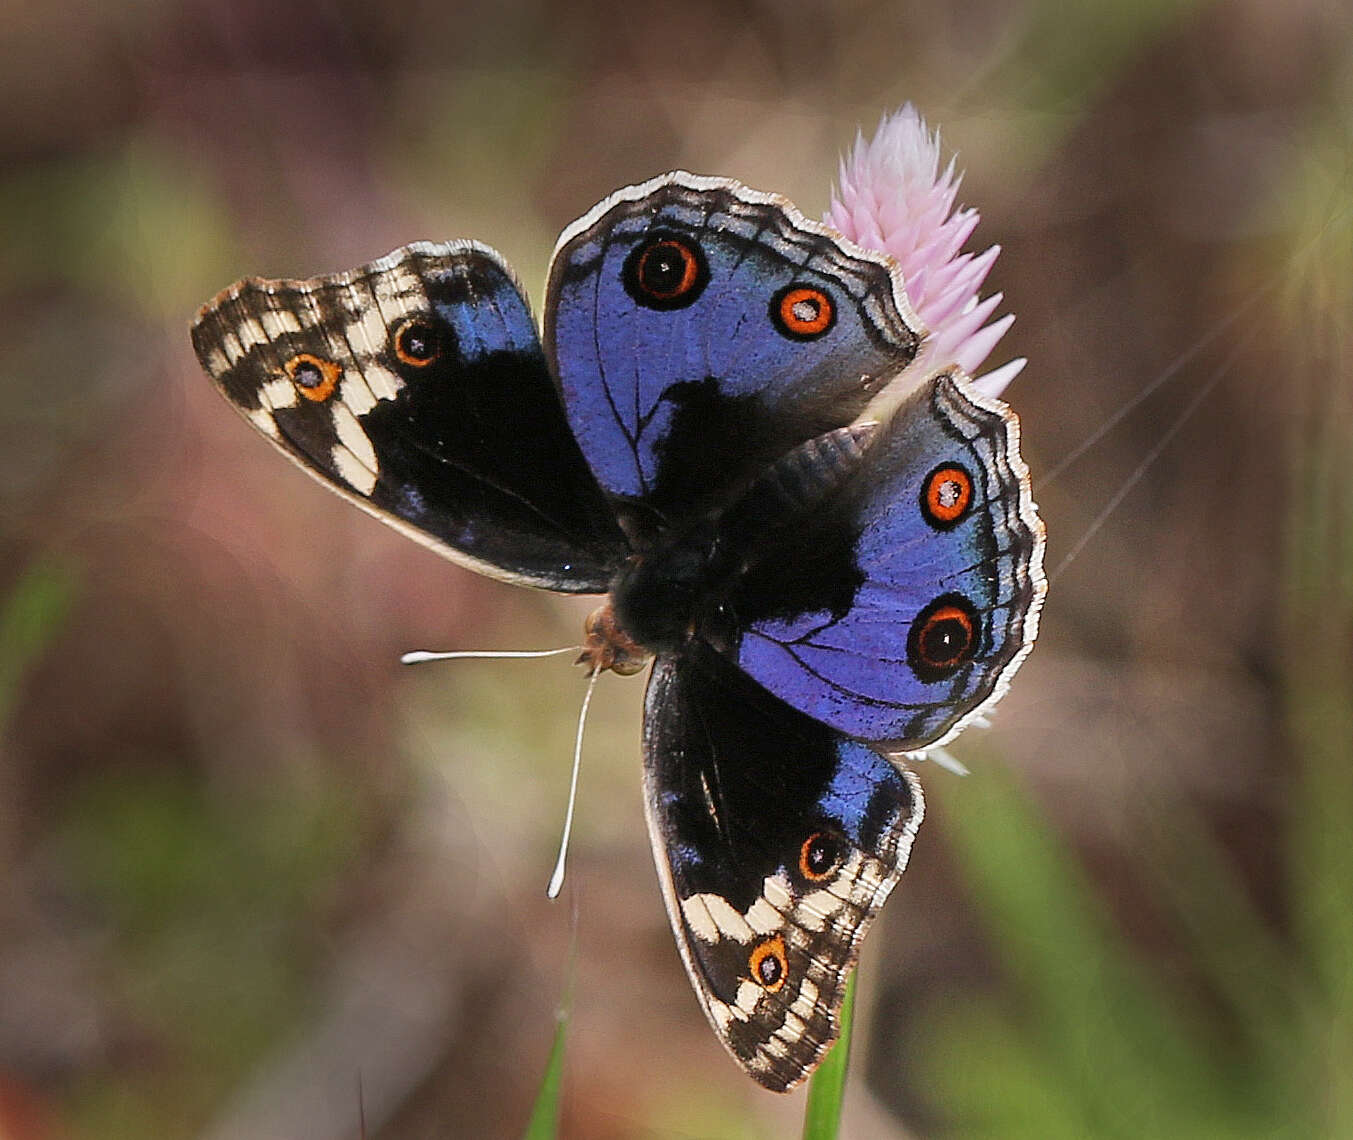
545 173 922 533
192 241 627 592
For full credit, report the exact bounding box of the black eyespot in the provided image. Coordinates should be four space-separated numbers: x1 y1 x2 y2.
623 232 708 310
907 593 980 682
799 831 846 882
393 318 443 366
770 284 836 340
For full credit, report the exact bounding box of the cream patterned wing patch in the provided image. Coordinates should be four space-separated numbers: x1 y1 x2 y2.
643 645 924 1092
191 242 627 592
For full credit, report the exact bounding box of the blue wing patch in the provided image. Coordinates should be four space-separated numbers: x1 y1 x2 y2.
192 242 628 591
643 643 923 1092
545 173 921 530
726 370 1046 750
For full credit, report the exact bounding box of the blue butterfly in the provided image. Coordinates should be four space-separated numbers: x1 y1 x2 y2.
191 172 1046 1091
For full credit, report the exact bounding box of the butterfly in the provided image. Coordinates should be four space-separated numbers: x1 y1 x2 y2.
190 172 1046 1092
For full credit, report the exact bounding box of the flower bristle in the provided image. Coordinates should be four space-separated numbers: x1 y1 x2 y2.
827 105 1024 398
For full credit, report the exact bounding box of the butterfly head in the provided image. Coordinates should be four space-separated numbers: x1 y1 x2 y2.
576 523 719 675
577 601 652 677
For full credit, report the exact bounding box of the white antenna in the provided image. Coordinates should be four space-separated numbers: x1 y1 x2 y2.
400 646 577 665
547 667 600 900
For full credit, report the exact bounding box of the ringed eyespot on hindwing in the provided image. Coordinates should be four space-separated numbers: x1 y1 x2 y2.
907 593 980 682
749 935 788 992
798 831 847 882
920 463 975 529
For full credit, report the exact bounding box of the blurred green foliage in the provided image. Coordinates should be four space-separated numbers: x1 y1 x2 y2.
0 143 232 322
523 1005 568 1140
56 772 365 1138
0 562 76 735
922 762 1283 1137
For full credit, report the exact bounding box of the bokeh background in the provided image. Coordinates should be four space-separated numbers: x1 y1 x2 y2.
1 1 1350 1136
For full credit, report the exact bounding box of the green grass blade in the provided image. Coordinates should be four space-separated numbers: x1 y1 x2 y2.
524 909 577 1140
522 1005 569 1140
927 757 1237 1136
801 969 856 1140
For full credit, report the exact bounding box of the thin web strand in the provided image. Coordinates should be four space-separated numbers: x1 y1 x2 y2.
1038 289 1262 490
1040 199 1346 492
1049 331 1253 584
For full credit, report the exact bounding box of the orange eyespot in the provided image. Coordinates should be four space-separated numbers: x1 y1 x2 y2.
799 832 846 882
771 284 835 340
393 318 442 367
623 233 708 309
749 935 788 992
285 353 341 402
907 594 979 682
921 463 974 529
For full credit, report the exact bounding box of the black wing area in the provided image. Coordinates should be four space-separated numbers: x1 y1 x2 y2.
192 241 628 592
643 643 923 1091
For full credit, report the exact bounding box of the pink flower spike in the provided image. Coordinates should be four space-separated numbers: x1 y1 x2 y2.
930 293 1007 374
972 356 1027 400
827 105 1021 396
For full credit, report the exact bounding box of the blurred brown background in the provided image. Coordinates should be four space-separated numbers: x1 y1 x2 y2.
1 1 1350 1137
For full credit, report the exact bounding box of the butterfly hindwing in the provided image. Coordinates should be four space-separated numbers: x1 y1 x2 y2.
191 241 627 592
723 369 1046 751
544 173 922 532
643 643 923 1092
